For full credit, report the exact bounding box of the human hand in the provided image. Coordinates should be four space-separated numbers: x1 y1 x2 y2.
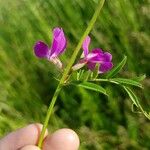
0 123 80 150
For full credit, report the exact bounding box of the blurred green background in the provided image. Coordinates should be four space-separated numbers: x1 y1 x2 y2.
0 0 150 149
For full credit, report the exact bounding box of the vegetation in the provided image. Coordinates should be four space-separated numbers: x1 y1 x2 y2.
0 0 150 149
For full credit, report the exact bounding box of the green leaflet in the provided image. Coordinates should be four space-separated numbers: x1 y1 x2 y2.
131 74 146 82
94 77 143 88
123 86 150 120
110 78 143 88
106 55 127 78
76 81 107 96
123 86 139 107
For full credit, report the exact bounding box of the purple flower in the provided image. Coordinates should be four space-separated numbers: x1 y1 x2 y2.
34 27 67 68
72 36 113 73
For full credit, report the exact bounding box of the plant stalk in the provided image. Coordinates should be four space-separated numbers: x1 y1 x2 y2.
38 0 106 148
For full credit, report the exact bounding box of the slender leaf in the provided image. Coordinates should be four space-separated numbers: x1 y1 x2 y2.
106 55 127 78
111 78 143 88
84 70 92 81
77 70 85 81
131 74 146 82
123 86 139 107
123 86 150 120
131 104 142 114
77 82 107 95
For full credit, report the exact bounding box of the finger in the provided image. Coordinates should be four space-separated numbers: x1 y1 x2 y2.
0 123 48 150
43 128 80 150
20 145 41 150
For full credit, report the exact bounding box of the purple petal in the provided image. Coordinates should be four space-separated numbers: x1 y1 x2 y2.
103 52 112 62
87 62 96 70
88 49 113 63
86 53 98 60
50 27 67 57
82 36 91 57
34 41 49 58
88 48 104 63
91 48 103 54
99 62 113 73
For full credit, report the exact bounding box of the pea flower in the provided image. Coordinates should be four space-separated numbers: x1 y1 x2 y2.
34 27 67 69
72 36 113 73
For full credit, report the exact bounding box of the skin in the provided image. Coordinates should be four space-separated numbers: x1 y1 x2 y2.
0 123 80 150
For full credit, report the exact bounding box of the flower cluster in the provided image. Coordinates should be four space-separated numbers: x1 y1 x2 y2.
72 36 113 73
34 27 113 73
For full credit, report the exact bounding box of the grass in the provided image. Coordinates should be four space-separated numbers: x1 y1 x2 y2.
0 0 150 149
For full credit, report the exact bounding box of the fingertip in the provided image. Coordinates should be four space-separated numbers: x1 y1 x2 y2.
43 128 80 150
0 123 48 150
20 145 41 150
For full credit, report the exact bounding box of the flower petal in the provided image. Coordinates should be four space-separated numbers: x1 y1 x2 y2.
87 62 96 70
91 48 103 54
88 48 104 63
34 41 49 58
86 53 98 60
103 52 112 62
82 36 91 57
50 27 67 57
99 62 113 73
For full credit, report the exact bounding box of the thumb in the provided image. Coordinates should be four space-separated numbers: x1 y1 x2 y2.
20 145 41 150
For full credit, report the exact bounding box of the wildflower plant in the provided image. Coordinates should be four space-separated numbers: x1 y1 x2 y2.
33 0 150 148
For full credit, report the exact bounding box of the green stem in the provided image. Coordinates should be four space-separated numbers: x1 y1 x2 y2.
37 0 106 148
